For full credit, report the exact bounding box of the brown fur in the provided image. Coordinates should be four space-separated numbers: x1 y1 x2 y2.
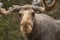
19 5 60 40
20 5 33 10
19 5 34 36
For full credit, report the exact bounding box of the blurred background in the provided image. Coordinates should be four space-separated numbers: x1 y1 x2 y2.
0 0 60 40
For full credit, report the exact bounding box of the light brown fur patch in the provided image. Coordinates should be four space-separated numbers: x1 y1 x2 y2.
19 5 34 35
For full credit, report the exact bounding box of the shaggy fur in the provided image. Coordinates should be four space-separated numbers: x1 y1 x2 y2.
25 14 60 40
19 5 60 40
